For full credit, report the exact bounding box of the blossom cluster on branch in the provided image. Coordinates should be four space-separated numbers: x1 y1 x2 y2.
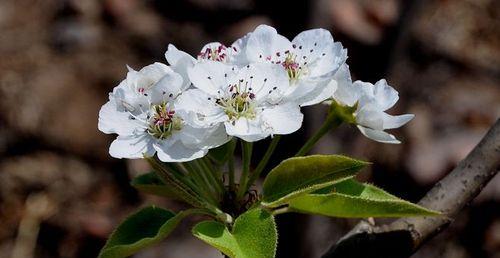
98 25 413 162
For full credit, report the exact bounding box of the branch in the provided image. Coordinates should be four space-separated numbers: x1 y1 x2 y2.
321 118 500 258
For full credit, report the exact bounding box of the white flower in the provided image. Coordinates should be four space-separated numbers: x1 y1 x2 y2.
164 37 249 82
98 63 230 162
243 25 348 106
176 61 304 142
332 76 414 144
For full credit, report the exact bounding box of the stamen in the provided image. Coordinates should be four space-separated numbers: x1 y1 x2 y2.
147 102 182 139
214 80 257 121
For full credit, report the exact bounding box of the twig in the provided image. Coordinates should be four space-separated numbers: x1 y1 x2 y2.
321 118 500 258
11 193 57 258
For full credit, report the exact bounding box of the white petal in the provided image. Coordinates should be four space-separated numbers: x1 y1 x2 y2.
332 64 359 106
138 62 172 82
234 63 290 103
180 123 230 149
230 33 251 65
188 61 235 96
165 44 196 66
357 125 401 144
175 89 227 127
150 71 184 104
292 29 347 78
111 79 149 112
356 103 385 130
245 24 292 63
98 101 145 135
154 140 207 162
382 113 414 129
293 78 336 107
165 44 196 87
109 134 156 159
373 79 399 111
224 117 268 142
261 102 304 135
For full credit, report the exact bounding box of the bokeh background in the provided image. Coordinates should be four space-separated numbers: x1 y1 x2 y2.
0 0 499 257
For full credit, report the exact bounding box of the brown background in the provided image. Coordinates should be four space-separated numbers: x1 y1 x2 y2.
0 0 499 257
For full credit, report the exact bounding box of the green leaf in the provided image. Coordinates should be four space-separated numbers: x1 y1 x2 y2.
99 206 190 258
192 208 277 258
262 155 369 207
131 172 182 200
287 179 441 218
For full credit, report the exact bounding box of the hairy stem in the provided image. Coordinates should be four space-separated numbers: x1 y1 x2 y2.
237 140 253 200
228 139 237 192
247 135 281 189
295 106 343 157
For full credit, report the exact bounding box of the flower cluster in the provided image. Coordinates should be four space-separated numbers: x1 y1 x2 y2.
98 25 413 162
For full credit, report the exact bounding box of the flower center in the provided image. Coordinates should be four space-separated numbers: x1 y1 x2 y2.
282 52 301 82
147 102 183 139
215 83 256 121
198 44 228 62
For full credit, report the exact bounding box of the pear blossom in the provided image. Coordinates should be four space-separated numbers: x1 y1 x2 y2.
164 37 249 83
176 61 303 142
332 74 414 144
243 25 348 107
98 63 230 162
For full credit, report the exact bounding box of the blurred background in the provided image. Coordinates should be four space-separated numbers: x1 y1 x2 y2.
0 0 499 257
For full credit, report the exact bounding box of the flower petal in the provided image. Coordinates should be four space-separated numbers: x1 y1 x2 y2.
382 113 414 129
98 101 145 135
245 25 292 63
175 89 227 127
150 71 184 104
224 117 268 142
373 79 399 111
332 64 359 107
292 78 336 107
357 125 401 144
180 123 230 149
188 61 235 96
154 140 207 162
235 63 290 103
230 33 251 65
292 29 347 78
356 103 385 130
261 102 304 135
109 134 156 159
165 44 196 87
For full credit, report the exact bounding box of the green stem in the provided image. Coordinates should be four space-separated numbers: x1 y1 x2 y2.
195 159 222 200
295 108 343 157
163 162 202 194
202 157 225 194
146 157 205 207
227 139 237 191
237 140 253 200
184 162 219 205
246 135 281 190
